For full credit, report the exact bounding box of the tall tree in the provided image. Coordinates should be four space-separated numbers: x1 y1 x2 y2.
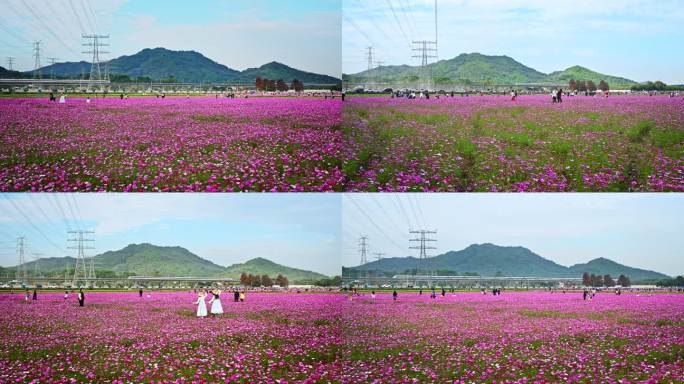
582 272 591 286
240 272 249 286
617 274 631 287
255 77 264 91
261 274 273 287
568 79 578 91
586 80 597 92
276 79 288 92
603 274 615 287
598 80 609 92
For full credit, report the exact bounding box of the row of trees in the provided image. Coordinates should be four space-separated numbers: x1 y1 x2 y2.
239 272 289 287
656 275 684 287
254 77 305 92
313 276 342 287
582 272 630 287
630 81 684 92
568 79 610 92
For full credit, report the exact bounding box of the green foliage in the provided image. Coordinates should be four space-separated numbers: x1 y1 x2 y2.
626 120 654 143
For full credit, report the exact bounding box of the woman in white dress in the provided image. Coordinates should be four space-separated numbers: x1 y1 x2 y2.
208 289 223 316
195 290 207 318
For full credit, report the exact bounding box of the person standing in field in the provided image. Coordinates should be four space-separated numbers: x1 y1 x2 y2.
32 289 37 301
64 291 68 300
78 289 84 307
233 290 239 302
557 88 563 103
195 290 207 318
371 290 376 300
208 289 223 316
392 290 398 301
239 290 245 302
24 290 30 301
139 288 143 298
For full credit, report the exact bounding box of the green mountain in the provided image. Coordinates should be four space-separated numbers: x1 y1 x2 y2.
343 53 636 86
12 244 328 281
92 243 226 276
23 47 340 84
0 66 30 79
546 65 636 86
346 243 669 282
567 257 667 282
223 257 328 281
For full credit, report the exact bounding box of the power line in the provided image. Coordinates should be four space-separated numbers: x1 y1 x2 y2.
384 0 411 47
67 0 86 34
1 195 64 255
345 194 404 252
19 0 80 56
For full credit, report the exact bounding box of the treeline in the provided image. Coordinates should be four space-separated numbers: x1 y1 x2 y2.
568 79 610 92
239 273 289 287
255 77 304 92
313 276 342 287
630 81 684 92
582 272 630 287
655 275 684 287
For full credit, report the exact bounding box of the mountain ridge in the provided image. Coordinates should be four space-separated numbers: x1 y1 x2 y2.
22 47 341 84
11 243 330 281
346 243 669 282
343 52 637 86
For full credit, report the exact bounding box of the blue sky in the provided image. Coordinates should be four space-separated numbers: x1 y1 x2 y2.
0 0 341 77
343 0 684 83
0 194 341 276
342 194 684 276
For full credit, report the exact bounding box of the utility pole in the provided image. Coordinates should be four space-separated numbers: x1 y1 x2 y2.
82 34 110 91
16 237 27 284
32 41 42 79
68 230 95 288
409 230 437 286
47 57 58 79
6 57 15 71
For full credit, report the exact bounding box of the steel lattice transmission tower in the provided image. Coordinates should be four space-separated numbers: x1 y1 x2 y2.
411 41 437 89
82 34 109 91
6 57 15 71
68 230 95 287
409 230 437 285
358 236 369 265
16 237 27 284
32 41 42 79
373 252 385 261
32 253 43 277
47 57 58 79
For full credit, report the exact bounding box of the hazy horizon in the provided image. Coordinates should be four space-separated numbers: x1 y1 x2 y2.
343 0 684 83
342 194 684 277
0 194 342 276
0 0 342 77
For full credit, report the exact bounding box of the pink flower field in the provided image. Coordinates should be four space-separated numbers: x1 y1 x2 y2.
0 292 344 383
2 291 682 383
0 97 343 192
342 95 684 191
341 291 684 383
